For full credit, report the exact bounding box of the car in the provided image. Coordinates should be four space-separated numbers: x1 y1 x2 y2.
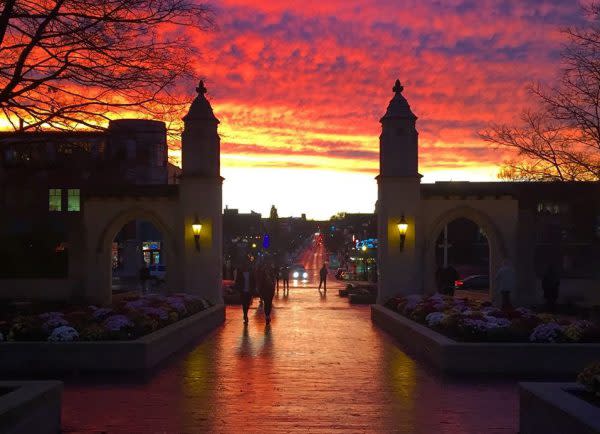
148 264 166 281
454 274 489 290
289 264 309 280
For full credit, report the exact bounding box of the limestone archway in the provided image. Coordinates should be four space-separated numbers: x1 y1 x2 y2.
423 206 508 304
83 196 181 304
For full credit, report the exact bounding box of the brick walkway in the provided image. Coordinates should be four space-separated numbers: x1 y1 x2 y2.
62 245 518 433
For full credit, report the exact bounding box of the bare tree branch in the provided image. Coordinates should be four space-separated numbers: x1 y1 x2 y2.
480 3 600 181
0 0 215 131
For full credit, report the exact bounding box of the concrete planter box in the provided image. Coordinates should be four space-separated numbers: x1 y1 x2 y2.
372 304 600 376
0 381 62 434
519 382 600 434
0 305 225 374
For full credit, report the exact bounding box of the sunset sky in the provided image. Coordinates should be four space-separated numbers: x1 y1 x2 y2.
180 0 587 219
37 1 590 220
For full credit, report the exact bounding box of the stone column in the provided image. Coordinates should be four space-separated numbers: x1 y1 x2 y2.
377 176 423 303
179 176 223 304
178 81 223 305
376 79 424 304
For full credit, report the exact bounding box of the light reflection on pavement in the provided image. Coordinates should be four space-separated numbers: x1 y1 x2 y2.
62 241 518 433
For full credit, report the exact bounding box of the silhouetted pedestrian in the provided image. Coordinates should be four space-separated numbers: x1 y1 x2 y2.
258 263 276 324
318 263 328 294
281 265 290 296
542 263 560 312
442 265 458 296
139 264 150 292
234 264 253 323
275 265 281 294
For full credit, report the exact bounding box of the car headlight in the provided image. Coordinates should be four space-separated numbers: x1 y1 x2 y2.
293 271 299 278
302 272 308 279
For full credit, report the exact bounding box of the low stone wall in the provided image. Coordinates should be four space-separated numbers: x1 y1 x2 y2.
372 304 600 376
519 382 600 434
0 304 225 374
0 381 62 434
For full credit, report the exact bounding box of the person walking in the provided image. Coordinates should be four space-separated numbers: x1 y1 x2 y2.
318 263 328 294
281 265 290 296
139 264 150 293
275 265 281 294
234 264 253 324
258 263 276 324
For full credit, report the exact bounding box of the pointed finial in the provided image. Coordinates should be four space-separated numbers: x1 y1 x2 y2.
196 80 207 95
393 79 403 94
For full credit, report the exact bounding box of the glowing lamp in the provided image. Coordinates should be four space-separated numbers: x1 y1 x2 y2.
192 220 202 251
397 215 408 251
361 245 367 252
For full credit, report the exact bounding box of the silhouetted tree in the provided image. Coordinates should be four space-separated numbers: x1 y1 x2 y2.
481 3 600 181
0 0 214 131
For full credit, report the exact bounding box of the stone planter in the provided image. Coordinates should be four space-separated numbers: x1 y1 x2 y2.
372 304 600 376
0 304 225 375
0 381 62 434
519 382 600 434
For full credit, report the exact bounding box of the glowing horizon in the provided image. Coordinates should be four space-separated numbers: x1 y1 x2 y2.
3 1 585 220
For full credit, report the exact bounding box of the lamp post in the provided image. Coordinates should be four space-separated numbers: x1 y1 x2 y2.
397 215 408 251
192 219 202 251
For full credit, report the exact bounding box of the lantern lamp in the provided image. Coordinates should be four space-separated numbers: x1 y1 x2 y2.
397 215 408 251
192 220 202 251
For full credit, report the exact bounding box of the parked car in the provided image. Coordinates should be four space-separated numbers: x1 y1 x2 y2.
289 264 309 280
454 274 489 290
149 264 166 281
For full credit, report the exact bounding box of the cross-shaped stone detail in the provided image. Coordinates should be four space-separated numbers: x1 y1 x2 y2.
393 79 404 93
196 80 207 95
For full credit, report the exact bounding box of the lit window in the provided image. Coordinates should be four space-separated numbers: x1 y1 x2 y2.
49 189 62 211
67 189 80 212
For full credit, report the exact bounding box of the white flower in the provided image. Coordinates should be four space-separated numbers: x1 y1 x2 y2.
426 312 447 326
42 317 69 333
529 322 564 343
484 316 511 328
125 299 149 310
103 315 133 331
48 326 79 342
482 306 501 316
140 307 169 320
402 294 423 313
515 307 535 318
92 307 113 320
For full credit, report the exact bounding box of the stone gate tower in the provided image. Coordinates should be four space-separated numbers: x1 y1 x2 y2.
377 80 423 303
180 81 223 304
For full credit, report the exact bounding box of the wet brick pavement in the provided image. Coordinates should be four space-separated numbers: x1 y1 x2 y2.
62 245 518 433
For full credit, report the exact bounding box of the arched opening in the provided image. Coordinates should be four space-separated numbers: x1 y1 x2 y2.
111 219 167 293
425 207 508 305
85 206 181 304
434 218 490 301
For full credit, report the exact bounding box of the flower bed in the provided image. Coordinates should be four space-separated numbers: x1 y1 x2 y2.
0 293 212 342
384 294 600 343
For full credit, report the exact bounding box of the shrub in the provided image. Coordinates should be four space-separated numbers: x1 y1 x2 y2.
577 362 600 396
8 316 46 341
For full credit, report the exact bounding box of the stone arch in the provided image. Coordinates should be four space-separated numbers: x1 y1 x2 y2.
84 201 181 304
96 206 178 258
423 206 508 304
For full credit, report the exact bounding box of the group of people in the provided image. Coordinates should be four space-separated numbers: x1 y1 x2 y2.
232 262 329 324
233 261 277 324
